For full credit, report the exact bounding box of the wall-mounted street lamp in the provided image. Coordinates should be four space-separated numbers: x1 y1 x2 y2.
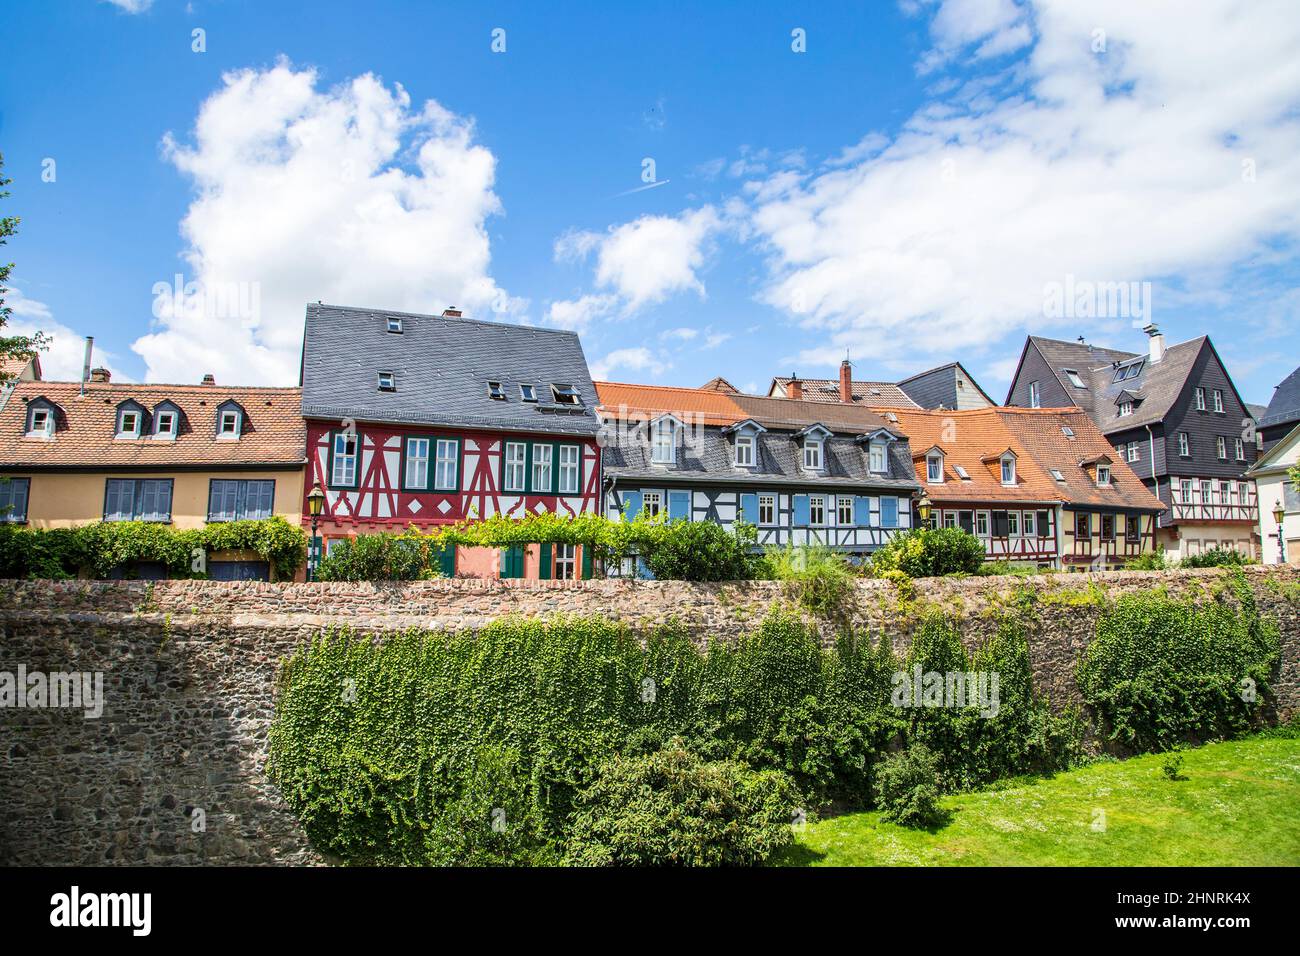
1274 500 1287 564
307 483 326 581
915 490 932 528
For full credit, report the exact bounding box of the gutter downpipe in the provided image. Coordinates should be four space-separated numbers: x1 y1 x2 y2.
1146 424 1160 544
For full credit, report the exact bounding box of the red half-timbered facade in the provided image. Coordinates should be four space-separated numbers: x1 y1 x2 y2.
299 304 604 579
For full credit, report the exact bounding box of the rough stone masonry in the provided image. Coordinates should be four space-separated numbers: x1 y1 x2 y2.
1 566 1296 866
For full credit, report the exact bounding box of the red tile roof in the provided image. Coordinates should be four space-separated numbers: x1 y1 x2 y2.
0 380 305 469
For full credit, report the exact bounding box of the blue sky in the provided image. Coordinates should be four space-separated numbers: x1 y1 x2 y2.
2 0 1298 407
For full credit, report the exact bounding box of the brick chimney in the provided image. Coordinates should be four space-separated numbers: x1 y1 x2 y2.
442 307 463 318
89 367 111 383
201 373 216 386
787 374 803 400
839 358 853 403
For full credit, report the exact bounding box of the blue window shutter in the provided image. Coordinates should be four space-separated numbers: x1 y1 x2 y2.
882 497 898 528
208 481 222 520
740 493 758 523
854 496 870 526
668 490 690 521
622 490 643 520
793 494 810 527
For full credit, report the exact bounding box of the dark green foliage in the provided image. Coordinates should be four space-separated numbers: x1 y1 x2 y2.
1077 570 1279 752
636 519 758 581
763 544 856 616
870 527 986 578
1161 748 1186 781
564 743 801 866
268 606 1079 865
315 531 432 581
1180 547 1253 568
875 743 943 827
0 517 306 580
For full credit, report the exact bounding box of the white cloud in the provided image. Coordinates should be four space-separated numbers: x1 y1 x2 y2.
589 347 671 381
545 294 617 332
548 206 723 329
749 0 1300 369
5 289 129 381
660 327 699 342
136 60 518 385
103 0 153 13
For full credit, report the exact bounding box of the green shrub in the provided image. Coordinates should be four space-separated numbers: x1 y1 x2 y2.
765 544 855 616
1180 547 1253 568
636 519 758 581
1077 570 1279 752
1160 747 1186 781
564 742 801 866
875 743 943 827
1124 548 1170 571
870 527 985 578
314 531 431 582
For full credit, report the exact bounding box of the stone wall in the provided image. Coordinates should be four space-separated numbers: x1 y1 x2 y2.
1 566 1297 865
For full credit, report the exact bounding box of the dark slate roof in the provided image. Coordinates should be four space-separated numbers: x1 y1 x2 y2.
1260 366 1300 430
1023 335 1207 433
601 423 919 490
299 303 601 437
1247 403 1269 422
896 362 995 409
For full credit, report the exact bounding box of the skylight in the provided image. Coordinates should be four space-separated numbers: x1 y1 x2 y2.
552 384 581 406
954 465 970 480
520 384 537 403
1064 369 1086 388
1050 468 1065 481
1061 426 1075 438
378 372 396 392
387 317 403 334
488 381 506 400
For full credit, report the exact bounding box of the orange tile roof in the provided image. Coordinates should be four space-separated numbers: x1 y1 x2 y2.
875 405 1164 511
0 380 306 469
0 355 38 381
595 381 747 426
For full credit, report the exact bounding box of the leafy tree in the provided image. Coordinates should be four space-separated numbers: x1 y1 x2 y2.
0 152 47 381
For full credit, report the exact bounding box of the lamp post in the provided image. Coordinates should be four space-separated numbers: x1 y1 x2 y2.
916 490 933 529
307 483 326 581
1274 501 1287 565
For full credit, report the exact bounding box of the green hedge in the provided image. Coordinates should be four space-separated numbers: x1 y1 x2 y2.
0 516 306 580
870 527 986 578
267 607 1079 865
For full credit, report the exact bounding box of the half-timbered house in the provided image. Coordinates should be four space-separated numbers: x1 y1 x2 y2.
299 304 602 579
596 382 920 568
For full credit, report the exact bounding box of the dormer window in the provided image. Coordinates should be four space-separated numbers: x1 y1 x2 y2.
116 408 143 439
1118 401 1133 417
869 442 887 473
387 317 403 333
520 384 537 403
1000 454 1016 485
488 381 506 400
154 410 177 439
926 453 944 483
651 417 676 464
803 438 823 471
218 408 242 439
735 433 755 467
378 372 396 392
552 384 581 406
1097 464 1112 486
27 407 53 438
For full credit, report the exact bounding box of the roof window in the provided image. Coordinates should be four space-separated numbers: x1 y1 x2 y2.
552 384 581 406
488 381 507 400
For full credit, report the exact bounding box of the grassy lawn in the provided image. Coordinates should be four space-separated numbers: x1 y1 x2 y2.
780 737 1300 866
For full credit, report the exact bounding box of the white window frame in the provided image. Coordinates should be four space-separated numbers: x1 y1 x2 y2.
1007 510 1020 536
1180 478 1193 503
803 439 824 472
975 511 990 537
1097 464 1111 486
1234 437 1244 461
1126 442 1138 463
869 442 887 474
386 316 403 333
219 410 241 438
1118 401 1133 417
1065 369 1085 388
735 434 756 468
643 491 663 518
1029 381 1041 408
1195 387 1206 410
758 494 775 526
503 442 527 493
808 495 826 526
28 407 53 438
1023 511 1036 537
117 409 142 438
331 432 358 487
520 384 537 403
558 444 580 494
943 511 958 529
488 381 506 400
1178 432 1190 457
435 438 459 491
1213 389 1224 413
551 384 582 406
926 454 944 484
837 496 853 525
1000 455 1016 486
405 437 431 490
377 372 396 392
1216 436 1226 460
153 410 177 439
554 543 577 580
651 419 676 465
532 443 553 492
